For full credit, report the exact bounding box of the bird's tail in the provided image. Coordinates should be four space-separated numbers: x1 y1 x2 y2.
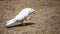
6 18 17 26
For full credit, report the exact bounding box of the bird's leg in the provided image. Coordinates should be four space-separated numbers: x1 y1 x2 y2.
21 20 23 24
21 20 25 25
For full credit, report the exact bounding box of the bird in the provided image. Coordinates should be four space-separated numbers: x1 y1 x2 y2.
6 8 35 26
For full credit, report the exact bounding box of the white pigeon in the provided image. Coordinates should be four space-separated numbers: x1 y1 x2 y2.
6 8 35 26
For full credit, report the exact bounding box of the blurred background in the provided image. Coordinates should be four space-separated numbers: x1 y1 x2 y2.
0 0 60 34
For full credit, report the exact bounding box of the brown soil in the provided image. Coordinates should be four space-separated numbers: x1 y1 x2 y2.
0 0 60 34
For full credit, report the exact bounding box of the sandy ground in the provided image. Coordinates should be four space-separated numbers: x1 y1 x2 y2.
0 0 60 34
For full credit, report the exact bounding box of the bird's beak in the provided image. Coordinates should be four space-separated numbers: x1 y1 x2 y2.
34 12 35 14
33 12 35 14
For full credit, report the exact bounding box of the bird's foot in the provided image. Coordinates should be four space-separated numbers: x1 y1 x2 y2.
22 23 26 26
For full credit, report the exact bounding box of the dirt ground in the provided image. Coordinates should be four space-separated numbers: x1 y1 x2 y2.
0 0 60 34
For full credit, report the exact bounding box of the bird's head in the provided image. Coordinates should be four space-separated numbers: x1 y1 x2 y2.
28 8 35 14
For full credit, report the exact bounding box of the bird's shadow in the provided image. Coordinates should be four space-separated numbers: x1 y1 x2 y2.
5 23 35 28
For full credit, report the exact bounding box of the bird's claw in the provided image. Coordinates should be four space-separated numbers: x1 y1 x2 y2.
22 23 26 26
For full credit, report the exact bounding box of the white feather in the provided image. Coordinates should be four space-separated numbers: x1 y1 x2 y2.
6 8 35 26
